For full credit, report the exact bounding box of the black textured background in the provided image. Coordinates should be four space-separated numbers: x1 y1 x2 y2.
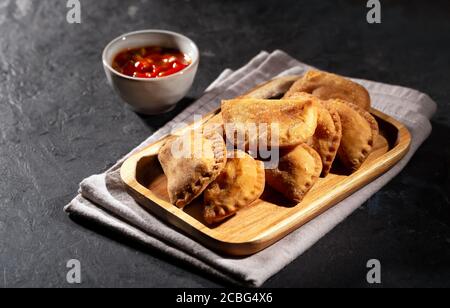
0 0 449 288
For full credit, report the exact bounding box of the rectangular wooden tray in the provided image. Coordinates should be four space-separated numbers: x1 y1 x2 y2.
121 108 411 256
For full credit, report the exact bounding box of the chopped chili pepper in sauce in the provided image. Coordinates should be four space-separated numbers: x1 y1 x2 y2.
112 46 192 78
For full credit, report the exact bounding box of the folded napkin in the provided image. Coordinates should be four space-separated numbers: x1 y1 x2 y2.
65 50 437 287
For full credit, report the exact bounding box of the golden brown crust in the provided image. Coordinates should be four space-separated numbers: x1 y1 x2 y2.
239 76 301 99
158 73 380 223
317 104 342 176
203 151 265 224
324 99 379 171
221 98 318 148
285 70 371 111
202 113 224 137
265 144 322 203
158 131 227 208
283 92 342 177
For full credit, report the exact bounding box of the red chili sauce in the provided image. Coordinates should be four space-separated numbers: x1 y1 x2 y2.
112 46 192 78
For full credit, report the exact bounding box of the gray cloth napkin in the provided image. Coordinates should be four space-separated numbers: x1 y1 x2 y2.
64 50 437 287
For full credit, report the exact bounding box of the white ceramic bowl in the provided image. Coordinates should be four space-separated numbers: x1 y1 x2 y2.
102 30 199 115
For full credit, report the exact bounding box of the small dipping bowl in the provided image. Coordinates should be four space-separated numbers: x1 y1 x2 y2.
102 30 199 115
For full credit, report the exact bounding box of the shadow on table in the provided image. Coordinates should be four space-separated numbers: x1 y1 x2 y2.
135 97 197 131
403 120 450 226
262 120 450 288
68 214 236 287
67 120 450 288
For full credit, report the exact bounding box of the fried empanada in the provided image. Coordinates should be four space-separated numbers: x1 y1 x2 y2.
202 113 224 137
240 76 300 99
285 70 371 111
323 99 379 171
203 151 265 224
283 92 342 177
266 144 322 203
221 98 318 148
158 130 227 208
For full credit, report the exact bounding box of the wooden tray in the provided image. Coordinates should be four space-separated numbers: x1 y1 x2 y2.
121 108 411 256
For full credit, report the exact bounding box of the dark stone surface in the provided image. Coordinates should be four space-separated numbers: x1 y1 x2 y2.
0 0 449 288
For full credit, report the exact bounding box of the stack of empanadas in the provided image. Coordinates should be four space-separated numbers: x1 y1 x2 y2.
158 70 379 225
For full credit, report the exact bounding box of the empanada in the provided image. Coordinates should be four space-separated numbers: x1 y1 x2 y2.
283 92 342 177
221 98 318 148
158 130 227 208
203 151 265 224
240 76 300 99
323 99 379 171
266 144 322 203
285 70 371 111
202 113 224 137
